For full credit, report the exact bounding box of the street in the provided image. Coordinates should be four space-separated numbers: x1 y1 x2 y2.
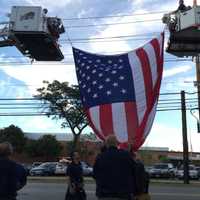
18 181 200 200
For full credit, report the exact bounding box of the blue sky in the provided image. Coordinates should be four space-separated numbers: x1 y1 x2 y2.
0 0 200 151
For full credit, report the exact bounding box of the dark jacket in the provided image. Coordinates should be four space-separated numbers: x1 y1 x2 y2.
93 147 136 199
134 160 149 195
0 158 27 199
66 162 83 184
65 162 86 200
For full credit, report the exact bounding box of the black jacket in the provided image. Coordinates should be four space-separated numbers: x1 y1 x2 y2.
66 162 83 184
134 160 149 195
0 158 27 199
93 147 136 199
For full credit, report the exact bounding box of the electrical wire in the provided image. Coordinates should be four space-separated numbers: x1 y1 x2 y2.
0 95 197 115
62 10 168 21
64 19 161 29
0 58 193 66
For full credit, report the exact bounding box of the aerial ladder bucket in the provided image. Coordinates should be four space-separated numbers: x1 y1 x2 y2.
0 6 65 61
163 2 200 57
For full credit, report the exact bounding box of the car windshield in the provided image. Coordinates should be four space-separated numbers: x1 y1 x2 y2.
38 163 49 168
154 165 168 169
57 163 66 167
39 163 56 168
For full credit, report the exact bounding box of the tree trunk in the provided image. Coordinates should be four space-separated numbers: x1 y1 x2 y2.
72 134 80 152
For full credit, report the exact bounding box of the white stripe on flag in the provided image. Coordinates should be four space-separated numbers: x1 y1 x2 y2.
143 100 158 139
112 103 128 143
128 51 147 125
143 43 158 87
89 106 103 137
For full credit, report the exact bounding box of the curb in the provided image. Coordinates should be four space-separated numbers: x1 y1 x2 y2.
28 176 94 183
28 176 200 185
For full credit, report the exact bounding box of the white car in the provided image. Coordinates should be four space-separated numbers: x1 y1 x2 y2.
176 165 198 180
81 162 93 176
55 163 67 175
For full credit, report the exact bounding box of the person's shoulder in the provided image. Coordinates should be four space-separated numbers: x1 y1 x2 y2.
7 159 18 166
16 162 26 169
118 149 132 156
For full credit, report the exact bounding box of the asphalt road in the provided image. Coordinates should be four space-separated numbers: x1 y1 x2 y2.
18 181 200 200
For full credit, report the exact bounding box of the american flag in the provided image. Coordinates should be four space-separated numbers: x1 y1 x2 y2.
73 33 164 151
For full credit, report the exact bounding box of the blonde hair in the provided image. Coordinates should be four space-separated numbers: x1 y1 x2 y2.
0 142 13 157
105 135 118 148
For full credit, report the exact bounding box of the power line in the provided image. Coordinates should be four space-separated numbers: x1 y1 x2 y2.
0 107 195 116
0 95 197 101
61 37 154 44
0 58 192 66
64 19 161 29
62 10 168 21
60 32 161 41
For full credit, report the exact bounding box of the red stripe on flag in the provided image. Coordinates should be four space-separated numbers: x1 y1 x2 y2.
85 108 105 141
150 39 160 73
136 48 153 108
133 34 164 151
125 102 138 144
99 104 114 137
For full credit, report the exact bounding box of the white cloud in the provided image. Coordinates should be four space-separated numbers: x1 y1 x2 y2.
88 9 164 54
89 16 136 53
143 122 183 151
163 65 192 78
22 116 62 131
2 63 78 95
24 0 72 9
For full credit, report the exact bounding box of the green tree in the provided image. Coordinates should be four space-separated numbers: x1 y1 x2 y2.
0 125 26 153
25 139 39 157
35 80 88 150
25 135 62 160
37 135 62 160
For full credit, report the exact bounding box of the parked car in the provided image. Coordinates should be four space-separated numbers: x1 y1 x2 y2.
55 162 68 175
145 165 153 173
149 163 175 178
21 163 32 175
81 161 93 176
30 162 57 176
31 162 42 169
176 165 198 180
195 166 200 178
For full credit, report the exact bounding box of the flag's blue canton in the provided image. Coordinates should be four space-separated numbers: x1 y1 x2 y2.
73 48 136 108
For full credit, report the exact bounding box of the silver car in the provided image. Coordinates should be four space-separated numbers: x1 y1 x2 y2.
176 165 198 180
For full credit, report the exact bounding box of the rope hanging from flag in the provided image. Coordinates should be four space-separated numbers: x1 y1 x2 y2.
73 32 164 151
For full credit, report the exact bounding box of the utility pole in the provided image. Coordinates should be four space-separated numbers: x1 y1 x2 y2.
195 56 200 132
181 90 189 184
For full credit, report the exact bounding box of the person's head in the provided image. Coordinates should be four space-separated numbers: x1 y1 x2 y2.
132 151 137 160
43 8 48 14
105 135 118 148
179 0 184 5
71 151 80 164
132 152 142 161
0 142 13 158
